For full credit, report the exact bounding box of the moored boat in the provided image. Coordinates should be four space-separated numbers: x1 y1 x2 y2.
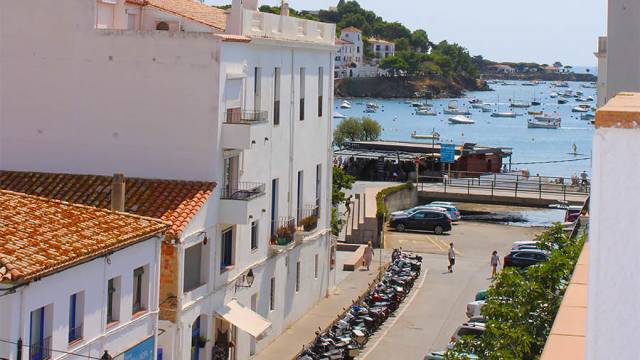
558 99 568 104
528 119 560 129
581 113 595 120
510 101 531 108
572 105 591 113
411 130 441 139
416 108 437 116
448 115 475 124
491 111 517 118
340 100 351 109
333 112 347 119
481 104 493 112
528 111 544 116
444 109 472 115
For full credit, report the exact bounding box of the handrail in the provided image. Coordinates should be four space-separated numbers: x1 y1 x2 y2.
221 182 266 200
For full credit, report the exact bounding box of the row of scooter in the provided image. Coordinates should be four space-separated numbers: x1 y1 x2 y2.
297 250 423 360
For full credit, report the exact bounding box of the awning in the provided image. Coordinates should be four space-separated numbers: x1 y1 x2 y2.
216 300 272 340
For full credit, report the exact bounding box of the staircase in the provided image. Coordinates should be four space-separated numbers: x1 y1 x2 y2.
344 187 381 245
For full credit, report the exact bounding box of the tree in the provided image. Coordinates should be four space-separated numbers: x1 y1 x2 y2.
361 117 381 140
553 61 563 68
410 29 430 52
331 167 356 235
379 55 409 76
333 117 363 148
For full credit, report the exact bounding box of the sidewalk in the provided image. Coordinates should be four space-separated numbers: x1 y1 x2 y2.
254 251 389 360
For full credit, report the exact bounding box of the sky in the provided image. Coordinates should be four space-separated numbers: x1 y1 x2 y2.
207 0 607 66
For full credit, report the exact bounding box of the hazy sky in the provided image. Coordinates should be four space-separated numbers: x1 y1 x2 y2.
207 0 606 66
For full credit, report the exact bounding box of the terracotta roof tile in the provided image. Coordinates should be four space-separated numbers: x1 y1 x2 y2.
127 0 227 30
341 26 362 33
0 171 215 240
0 190 168 283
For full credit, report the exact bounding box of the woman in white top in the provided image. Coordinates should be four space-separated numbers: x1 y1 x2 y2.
491 250 500 279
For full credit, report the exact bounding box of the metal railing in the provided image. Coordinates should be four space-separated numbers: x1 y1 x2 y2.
298 204 320 232
224 110 268 124
270 217 297 246
68 324 83 343
30 336 52 360
417 171 590 201
221 182 266 200
568 196 590 240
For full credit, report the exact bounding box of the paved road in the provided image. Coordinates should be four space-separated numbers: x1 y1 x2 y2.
361 222 542 359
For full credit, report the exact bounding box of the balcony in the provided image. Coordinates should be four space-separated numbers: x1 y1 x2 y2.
297 204 320 233
29 336 51 360
219 182 267 225
241 9 335 46
221 110 269 150
270 217 298 255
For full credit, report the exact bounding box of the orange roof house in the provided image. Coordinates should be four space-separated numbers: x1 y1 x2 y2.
340 26 362 33
126 0 227 30
0 190 168 283
0 171 215 241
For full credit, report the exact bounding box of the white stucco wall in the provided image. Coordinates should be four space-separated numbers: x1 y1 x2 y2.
0 237 162 360
587 127 640 359
605 0 640 101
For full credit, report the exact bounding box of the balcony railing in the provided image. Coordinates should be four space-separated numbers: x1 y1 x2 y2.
225 110 268 124
30 336 51 360
221 182 266 200
298 204 320 232
68 324 83 343
271 217 297 246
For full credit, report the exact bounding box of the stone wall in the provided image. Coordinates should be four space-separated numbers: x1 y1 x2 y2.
159 243 178 322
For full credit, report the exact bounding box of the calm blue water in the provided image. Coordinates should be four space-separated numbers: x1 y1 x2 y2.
334 80 596 178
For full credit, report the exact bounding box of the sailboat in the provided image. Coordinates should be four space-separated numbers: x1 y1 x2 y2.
443 100 471 115
491 96 516 118
448 115 475 124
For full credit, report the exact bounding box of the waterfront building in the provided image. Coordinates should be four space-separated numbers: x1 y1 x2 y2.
0 190 167 360
0 1 336 359
369 38 395 61
594 36 608 108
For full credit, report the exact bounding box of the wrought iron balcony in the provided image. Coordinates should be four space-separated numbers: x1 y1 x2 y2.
220 182 266 200
297 204 320 232
224 110 268 125
270 217 297 247
30 336 51 360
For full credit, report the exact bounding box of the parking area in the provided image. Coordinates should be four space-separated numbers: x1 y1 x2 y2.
362 221 542 359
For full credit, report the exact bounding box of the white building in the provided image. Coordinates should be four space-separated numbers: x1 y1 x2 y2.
0 190 167 360
597 0 640 106
0 1 337 360
369 38 395 60
335 27 364 78
594 37 608 108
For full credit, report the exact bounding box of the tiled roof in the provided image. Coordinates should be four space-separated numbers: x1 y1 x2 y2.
127 0 227 30
0 190 168 283
341 26 362 33
0 171 215 240
369 37 393 45
214 34 252 43
335 38 352 45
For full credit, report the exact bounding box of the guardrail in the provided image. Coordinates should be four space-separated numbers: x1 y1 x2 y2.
297 204 320 232
417 172 589 201
568 196 590 240
221 182 265 200
29 336 51 360
224 110 268 124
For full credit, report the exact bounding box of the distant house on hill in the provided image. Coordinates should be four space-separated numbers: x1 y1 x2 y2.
369 37 395 60
335 27 388 79
488 64 516 73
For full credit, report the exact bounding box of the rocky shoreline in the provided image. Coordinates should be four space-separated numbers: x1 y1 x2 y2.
334 75 490 99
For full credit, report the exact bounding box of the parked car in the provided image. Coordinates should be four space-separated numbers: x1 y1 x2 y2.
448 322 486 349
390 205 448 219
466 300 485 318
430 201 456 207
504 249 549 269
468 316 486 324
389 209 452 234
428 202 462 222
511 240 539 250
424 351 478 360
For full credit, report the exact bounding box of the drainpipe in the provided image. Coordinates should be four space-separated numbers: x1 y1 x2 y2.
288 48 296 218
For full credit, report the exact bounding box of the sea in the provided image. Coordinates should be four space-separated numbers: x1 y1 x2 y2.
334 80 597 178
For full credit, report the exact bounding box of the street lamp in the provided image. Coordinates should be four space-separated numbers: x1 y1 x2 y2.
234 269 255 292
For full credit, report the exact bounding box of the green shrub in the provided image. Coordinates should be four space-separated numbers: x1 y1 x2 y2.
376 182 414 219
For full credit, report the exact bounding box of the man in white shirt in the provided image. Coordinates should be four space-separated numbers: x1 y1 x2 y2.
448 242 456 273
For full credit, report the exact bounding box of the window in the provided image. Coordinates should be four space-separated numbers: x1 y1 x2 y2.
297 171 304 221
132 266 147 314
271 179 279 236
68 292 84 343
156 21 170 31
254 67 262 111
315 164 322 209
221 227 234 270
318 67 324 117
299 68 306 121
269 277 276 310
295 261 301 292
251 221 259 251
127 13 137 30
314 254 319 279
107 277 121 325
95 1 115 29
184 243 203 292
30 305 51 360
273 67 281 125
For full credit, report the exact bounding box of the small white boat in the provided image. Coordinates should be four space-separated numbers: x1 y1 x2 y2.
550 92 559 98
481 104 493 112
411 101 424 107
340 100 351 109
510 101 531 108
586 96 594 102
528 119 560 129
491 111 517 118
333 112 347 119
411 130 440 139
576 90 584 96
581 113 595 120
448 115 475 124
416 109 437 116
535 114 561 122
443 109 472 115
366 102 379 109
572 105 590 113
471 102 485 109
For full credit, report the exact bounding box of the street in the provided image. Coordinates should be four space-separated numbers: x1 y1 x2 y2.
360 222 542 359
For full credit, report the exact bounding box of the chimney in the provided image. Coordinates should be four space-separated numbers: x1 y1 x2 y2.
280 2 290 16
111 173 126 212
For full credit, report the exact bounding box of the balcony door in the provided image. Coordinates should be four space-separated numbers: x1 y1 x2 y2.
297 171 304 221
223 156 239 196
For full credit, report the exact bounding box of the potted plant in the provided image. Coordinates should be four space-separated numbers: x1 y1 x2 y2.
195 336 208 348
299 215 318 232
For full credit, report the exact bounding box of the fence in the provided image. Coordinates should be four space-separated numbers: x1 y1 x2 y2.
221 182 265 200
417 171 590 201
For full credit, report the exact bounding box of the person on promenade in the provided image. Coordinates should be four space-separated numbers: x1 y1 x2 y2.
491 250 500 279
344 195 353 216
363 241 375 271
448 242 456 273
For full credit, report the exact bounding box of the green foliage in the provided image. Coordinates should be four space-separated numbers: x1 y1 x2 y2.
332 166 355 207
375 183 414 218
446 224 586 360
410 29 430 52
333 117 382 147
379 56 409 76
331 208 343 236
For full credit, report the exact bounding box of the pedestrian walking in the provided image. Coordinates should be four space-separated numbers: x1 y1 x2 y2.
363 241 375 271
344 195 353 216
447 242 456 273
491 250 500 279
